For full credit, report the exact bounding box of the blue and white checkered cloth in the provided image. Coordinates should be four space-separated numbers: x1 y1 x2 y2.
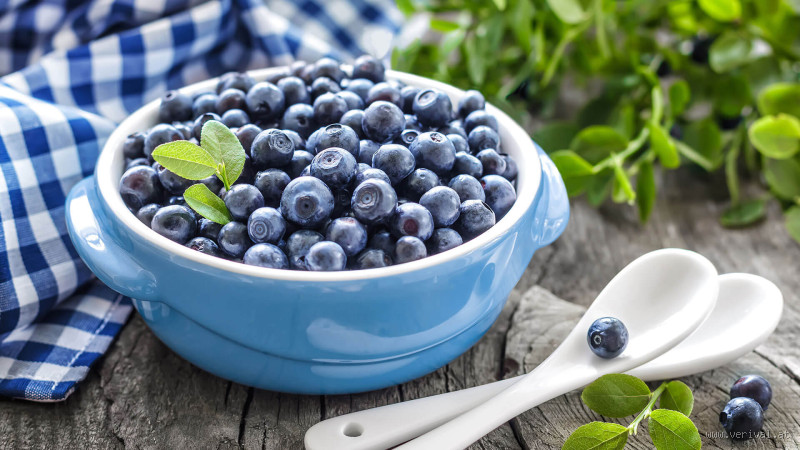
0 0 400 402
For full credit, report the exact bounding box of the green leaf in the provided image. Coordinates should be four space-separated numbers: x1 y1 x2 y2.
570 126 628 165
581 374 651 418
510 0 534 52
151 140 218 181
674 141 716 171
637 161 656 222
587 169 614 207
491 0 506 11
464 36 486 86
659 381 694 416
721 199 767 228
562 422 628 450
183 183 231 225
200 120 246 188
430 19 460 32
749 114 800 159
648 409 702 450
763 156 800 200
395 0 414 15
709 32 753 73
546 0 587 24
535 122 581 153
785 206 800 244
668 80 690 117
757 83 800 119
550 150 595 197
649 124 680 169
683 118 723 169
698 0 742 22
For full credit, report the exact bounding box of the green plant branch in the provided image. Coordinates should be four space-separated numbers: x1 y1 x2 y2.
541 22 589 88
628 381 667 435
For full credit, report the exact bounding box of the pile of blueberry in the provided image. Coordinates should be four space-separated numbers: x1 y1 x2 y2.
118 55 518 271
720 374 772 440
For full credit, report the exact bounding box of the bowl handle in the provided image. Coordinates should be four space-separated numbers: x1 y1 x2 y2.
66 176 159 301
531 144 570 248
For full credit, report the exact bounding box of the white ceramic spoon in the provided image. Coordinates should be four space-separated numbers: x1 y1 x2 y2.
304 248 724 450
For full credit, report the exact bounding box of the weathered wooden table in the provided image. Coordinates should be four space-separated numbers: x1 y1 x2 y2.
1 169 798 449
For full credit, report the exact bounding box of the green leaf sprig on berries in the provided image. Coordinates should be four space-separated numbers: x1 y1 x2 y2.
562 374 700 450
393 0 800 244
151 120 245 225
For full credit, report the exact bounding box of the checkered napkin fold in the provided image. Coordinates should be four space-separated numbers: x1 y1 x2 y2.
0 0 399 402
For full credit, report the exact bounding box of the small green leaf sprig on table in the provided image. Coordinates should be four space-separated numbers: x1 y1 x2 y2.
563 374 701 450
151 120 245 225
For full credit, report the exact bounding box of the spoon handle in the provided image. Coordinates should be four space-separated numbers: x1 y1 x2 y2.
304 377 520 450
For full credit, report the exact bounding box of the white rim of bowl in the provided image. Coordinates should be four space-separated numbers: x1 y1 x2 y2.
95 68 542 282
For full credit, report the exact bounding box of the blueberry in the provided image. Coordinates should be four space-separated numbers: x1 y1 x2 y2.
354 167 391 186
136 203 160 227
285 229 325 269
468 126 501 153
277 76 310 105
126 157 149 170
476 149 507 175
400 86 420 113
454 200 495 240
154 162 193 195
372 144 415 185
305 241 347 271
399 168 439 201
587 317 628 359
313 92 348 125
281 103 316 139
221 108 250 128
481 175 517 219
720 397 764 440
192 113 222 140
441 120 467 139
427 228 463 254
288 150 314 179
119 166 163 209
280 176 335 228
449 174 485 203
368 229 396 255
254 169 291 206
216 88 248 114
354 249 392 269
290 61 307 78
186 237 221 256
247 207 286 244
159 90 193 122
236 124 262 155
311 57 345 83
351 179 398 225
404 114 422 131
151 205 197 244
362 101 405 143
123 132 145 159
448 134 469 154
224 184 265 221
346 78 374 101
192 93 218 118
500 154 518 181
325 217 368 257
251 128 295 168
410 132 456 174
284 129 305 150
394 236 427 264
731 375 772 411
310 76 341 99
413 89 452 127
144 123 183 158
216 72 255 94
246 82 285 120
199 175 223 195
168 196 185 206
243 243 288 268
358 139 381 164
337 90 365 110
464 110 499 134
172 121 194 140
310 147 358 189
397 129 420 147
198 218 222 240
313 124 359 156
453 152 483 178
352 55 385 82
389 202 434 240
366 82 402 107
340 110 365 138
420 186 461 227
217 221 252 258
457 90 485 118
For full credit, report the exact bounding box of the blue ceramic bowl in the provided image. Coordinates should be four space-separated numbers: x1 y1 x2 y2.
65 68 569 394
